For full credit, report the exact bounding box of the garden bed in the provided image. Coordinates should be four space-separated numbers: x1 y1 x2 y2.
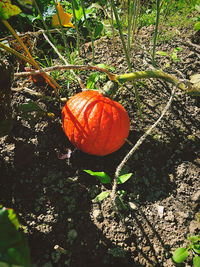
0 25 200 267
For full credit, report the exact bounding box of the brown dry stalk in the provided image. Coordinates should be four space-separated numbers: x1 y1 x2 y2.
14 64 116 81
0 28 65 42
2 20 61 95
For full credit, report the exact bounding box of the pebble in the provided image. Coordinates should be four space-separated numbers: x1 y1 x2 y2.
128 202 137 210
93 209 101 219
155 204 164 218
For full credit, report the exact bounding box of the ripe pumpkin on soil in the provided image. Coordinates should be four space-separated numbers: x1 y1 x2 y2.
61 90 130 156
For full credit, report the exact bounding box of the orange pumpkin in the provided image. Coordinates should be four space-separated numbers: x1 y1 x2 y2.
61 90 130 156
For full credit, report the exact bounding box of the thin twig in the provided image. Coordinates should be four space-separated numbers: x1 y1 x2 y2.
185 39 200 50
11 87 43 97
111 84 176 204
42 32 86 89
14 64 116 81
0 28 69 42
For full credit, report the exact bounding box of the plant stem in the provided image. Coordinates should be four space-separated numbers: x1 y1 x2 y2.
109 0 116 49
110 0 142 116
72 0 80 55
14 64 116 81
33 0 56 46
2 19 37 65
131 0 140 43
80 0 95 64
152 0 161 67
0 42 35 66
52 0 68 50
16 67 199 96
127 0 131 53
111 84 176 204
110 0 132 72
117 70 185 90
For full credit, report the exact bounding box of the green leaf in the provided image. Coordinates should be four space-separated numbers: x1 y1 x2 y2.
116 196 128 210
194 255 200 267
188 235 199 243
172 247 189 263
86 72 99 89
84 170 111 184
171 52 179 61
174 47 182 52
195 5 200 13
156 51 168 56
7 209 20 230
117 173 132 184
94 22 103 38
75 7 83 21
171 47 182 62
194 21 200 31
43 5 56 20
93 191 109 202
0 207 21 251
97 63 115 72
18 101 43 113
0 206 31 266
193 243 200 254
73 0 80 10
118 190 127 195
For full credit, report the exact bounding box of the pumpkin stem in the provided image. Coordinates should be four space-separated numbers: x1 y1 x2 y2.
116 70 200 96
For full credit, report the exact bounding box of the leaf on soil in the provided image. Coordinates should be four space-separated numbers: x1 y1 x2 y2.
172 247 189 263
193 243 200 254
188 235 199 242
156 51 169 56
84 170 111 184
86 72 99 89
96 63 115 72
18 101 43 113
94 22 103 38
117 173 132 184
93 191 109 203
0 206 31 266
194 21 200 31
193 255 200 267
195 4 200 13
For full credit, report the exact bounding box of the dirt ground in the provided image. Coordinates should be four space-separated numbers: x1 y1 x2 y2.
0 25 200 267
